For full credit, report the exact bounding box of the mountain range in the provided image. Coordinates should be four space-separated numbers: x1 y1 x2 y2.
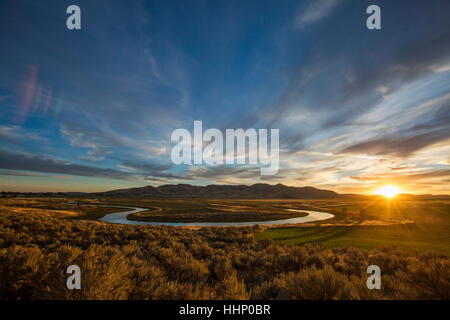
92 183 339 199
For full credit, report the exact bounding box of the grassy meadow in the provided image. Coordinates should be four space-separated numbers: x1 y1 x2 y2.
257 197 450 254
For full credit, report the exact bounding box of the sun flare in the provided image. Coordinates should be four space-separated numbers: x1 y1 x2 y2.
374 185 401 198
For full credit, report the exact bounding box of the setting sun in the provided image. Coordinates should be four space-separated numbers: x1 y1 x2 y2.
374 185 401 198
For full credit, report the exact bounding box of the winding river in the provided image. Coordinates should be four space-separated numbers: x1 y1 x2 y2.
97 205 334 227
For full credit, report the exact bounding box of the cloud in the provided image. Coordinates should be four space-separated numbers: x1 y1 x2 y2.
340 128 450 157
0 125 44 146
0 171 56 178
60 123 124 161
120 161 172 172
140 145 167 156
185 165 262 181
0 149 187 183
321 35 450 128
407 103 450 132
295 0 342 29
256 29 450 136
339 33 450 106
224 32 450 170
340 102 450 157
0 150 136 180
350 169 450 184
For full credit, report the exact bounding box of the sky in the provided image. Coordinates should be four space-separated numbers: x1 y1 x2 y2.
0 0 449 194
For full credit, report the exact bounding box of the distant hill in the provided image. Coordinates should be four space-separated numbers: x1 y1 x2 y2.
91 183 340 199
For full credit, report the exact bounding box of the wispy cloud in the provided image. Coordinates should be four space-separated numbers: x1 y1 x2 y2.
340 98 450 157
340 128 450 157
0 125 46 147
295 0 342 29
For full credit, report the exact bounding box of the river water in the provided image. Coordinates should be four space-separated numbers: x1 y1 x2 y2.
97 205 334 227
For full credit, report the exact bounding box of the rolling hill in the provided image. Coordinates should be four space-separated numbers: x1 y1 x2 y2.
92 183 339 199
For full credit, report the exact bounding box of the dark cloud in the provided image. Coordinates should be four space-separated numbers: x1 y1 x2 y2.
120 160 186 182
183 166 313 184
0 171 51 177
351 170 450 183
120 161 172 173
323 33 450 127
340 102 450 157
406 170 450 180
389 166 413 171
0 149 188 182
0 150 134 180
341 33 450 104
408 103 450 132
340 127 450 157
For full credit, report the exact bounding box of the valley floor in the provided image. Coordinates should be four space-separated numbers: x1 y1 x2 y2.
0 197 448 299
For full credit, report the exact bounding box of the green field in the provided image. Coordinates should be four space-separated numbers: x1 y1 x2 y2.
256 198 450 254
256 224 450 254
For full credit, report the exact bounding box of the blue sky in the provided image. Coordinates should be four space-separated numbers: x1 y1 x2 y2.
0 0 449 194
